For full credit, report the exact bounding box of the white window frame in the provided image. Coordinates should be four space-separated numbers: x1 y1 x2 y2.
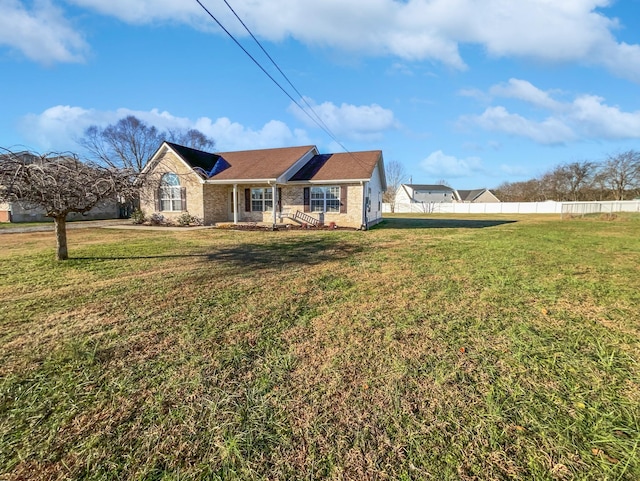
159 173 183 211
251 188 273 212
311 186 340 213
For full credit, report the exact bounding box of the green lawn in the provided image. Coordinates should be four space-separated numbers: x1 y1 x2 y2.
0 222 51 229
1 214 639 480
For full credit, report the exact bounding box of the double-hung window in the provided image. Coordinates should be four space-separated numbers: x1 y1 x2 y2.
159 173 184 211
251 188 273 212
311 186 340 213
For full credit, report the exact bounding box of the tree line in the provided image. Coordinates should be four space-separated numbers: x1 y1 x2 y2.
0 116 214 260
494 151 640 202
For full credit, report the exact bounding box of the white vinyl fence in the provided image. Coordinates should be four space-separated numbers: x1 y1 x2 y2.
383 200 640 216
560 201 640 219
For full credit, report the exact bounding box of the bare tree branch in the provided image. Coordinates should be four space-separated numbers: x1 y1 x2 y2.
495 152 639 201
597 151 640 200
0 148 137 260
77 116 215 173
382 160 408 211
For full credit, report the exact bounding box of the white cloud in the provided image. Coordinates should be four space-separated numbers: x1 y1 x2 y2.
61 0 640 81
420 150 483 178
19 105 310 152
500 164 532 176
0 0 88 64
287 98 398 141
458 88 490 102
571 94 640 139
461 79 640 144
65 0 203 25
196 117 311 151
386 62 414 76
489 79 564 111
464 106 577 145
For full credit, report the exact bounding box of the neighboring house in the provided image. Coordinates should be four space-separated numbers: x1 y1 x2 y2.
1 152 36 222
139 142 386 229
456 189 501 203
395 184 459 205
393 184 501 209
1 200 119 223
0 151 120 222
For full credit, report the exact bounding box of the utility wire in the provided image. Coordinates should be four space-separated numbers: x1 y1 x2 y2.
194 0 347 150
219 0 335 137
195 0 375 172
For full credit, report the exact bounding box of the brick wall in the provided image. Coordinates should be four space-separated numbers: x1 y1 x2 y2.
141 152 372 229
280 184 364 228
5 201 119 223
140 151 205 222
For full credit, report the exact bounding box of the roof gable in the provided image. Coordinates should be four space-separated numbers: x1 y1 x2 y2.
457 189 484 202
144 143 384 185
406 184 456 192
208 145 316 181
290 151 382 182
165 142 222 177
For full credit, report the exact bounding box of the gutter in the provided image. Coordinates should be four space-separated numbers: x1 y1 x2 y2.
361 180 368 230
204 178 278 184
286 178 370 185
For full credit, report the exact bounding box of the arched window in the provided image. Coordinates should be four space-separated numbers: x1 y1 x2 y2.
158 173 185 211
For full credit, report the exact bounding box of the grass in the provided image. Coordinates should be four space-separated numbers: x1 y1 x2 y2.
0 222 52 229
1 213 639 480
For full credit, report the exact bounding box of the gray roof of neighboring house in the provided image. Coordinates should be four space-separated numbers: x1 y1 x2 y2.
405 184 456 192
457 189 486 202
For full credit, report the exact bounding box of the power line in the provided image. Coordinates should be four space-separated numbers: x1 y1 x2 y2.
219 0 336 137
193 0 346 149
194 0 375 171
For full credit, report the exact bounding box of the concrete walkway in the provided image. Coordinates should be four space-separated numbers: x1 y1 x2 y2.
0 219 291 234
102 224 215 231
0 219 131 234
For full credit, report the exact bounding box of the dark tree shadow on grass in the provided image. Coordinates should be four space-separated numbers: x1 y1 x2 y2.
71 238 363 271
374 217 517 229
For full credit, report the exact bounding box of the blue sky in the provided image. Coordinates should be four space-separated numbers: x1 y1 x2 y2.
1 0 640 189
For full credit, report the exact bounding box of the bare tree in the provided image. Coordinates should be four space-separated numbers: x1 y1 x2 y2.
494 179 545 202
596 151 640 200
494 151 640 202
167 128 215 151
562 161 596 201
78 116 215 173
540 161 597 201
382 160 408 212
0 148 136 260
78 116 162 172
540 166 568 200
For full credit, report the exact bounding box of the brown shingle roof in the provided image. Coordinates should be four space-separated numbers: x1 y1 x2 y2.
290 151 382 181
208 145 316 180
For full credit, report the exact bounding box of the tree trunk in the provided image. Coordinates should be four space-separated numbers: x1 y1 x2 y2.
54 215 68 260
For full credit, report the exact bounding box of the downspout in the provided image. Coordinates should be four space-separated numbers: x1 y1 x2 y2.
361 180 368 230
271 182 277 229
233 183 238 224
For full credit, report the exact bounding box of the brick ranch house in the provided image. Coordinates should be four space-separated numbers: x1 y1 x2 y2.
139 142 387 229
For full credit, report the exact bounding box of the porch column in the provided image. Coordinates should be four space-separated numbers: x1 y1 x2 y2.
272 184 277 228
233 183 238 224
